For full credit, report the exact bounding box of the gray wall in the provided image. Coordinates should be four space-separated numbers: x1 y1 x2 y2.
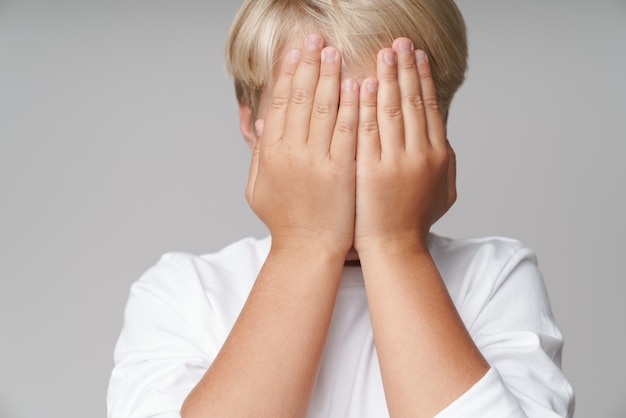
1 0 624 416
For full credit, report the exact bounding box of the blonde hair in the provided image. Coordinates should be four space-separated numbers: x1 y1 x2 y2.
225 0 468 122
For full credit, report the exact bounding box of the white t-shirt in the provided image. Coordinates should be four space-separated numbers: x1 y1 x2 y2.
107 234 574 417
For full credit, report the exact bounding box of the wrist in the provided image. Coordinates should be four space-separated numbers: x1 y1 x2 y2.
269 235 351 264
356 237 439 287
355 232 430 260
262 240 348 291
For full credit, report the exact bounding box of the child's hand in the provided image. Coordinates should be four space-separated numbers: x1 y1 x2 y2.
354 38 457 254
246 34 359 256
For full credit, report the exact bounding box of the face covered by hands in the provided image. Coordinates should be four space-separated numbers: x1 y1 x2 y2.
244 34 456 258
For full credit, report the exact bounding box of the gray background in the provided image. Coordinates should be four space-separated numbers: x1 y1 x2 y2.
1 0 624 417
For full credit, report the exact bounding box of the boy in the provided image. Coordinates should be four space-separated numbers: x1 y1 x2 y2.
108 0 574 416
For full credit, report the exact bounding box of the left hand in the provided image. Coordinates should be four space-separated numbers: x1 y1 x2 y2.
354 38 457 254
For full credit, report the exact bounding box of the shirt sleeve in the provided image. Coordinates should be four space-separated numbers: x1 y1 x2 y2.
107 253 218 418
436 246 575 417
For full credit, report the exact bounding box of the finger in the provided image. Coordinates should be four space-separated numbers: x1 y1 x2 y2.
310 46 342 156
285 33 325 144
330 77 359 163
392 38 428 153
376 48 404 154
245 125 263 206
357 77 381 164
263 49 301 149
416 50 446 148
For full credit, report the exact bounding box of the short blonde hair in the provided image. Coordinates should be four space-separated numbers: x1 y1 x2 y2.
225 0 468 122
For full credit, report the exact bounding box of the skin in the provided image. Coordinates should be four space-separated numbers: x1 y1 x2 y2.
181 33 489 417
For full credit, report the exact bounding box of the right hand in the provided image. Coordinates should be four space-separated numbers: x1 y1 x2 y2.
245 34 359 256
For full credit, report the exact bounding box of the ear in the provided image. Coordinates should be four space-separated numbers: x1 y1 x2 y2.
238 103 257 151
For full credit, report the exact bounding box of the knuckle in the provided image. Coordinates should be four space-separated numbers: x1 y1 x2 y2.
290 88 310 105
413 152 445 173
405 93 425 111
359 121 379 136
398 59 416 71
270 95 289 111
340 98 357 108
361 98 377 108
419 68 434 81
431 148 448 166
335 120 355 134
424 97 440 112
320 67 338 79
313 102 333 119
380 73 397 83
302 54 320 66
381 105 403 120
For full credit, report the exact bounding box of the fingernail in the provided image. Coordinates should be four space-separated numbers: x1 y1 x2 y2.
398 39 413 52
286 49 301 63
384 50 396 65
416 50 427 65
306 33 323 49
323 47 338 63
342 78 356 91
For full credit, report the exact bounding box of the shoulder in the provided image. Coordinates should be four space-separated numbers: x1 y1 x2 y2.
428 233 545 327
131 235 270 298
116 236 271 359
159 235 270 275
429 233 534 283
122 236 270 341
429 233 528 267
